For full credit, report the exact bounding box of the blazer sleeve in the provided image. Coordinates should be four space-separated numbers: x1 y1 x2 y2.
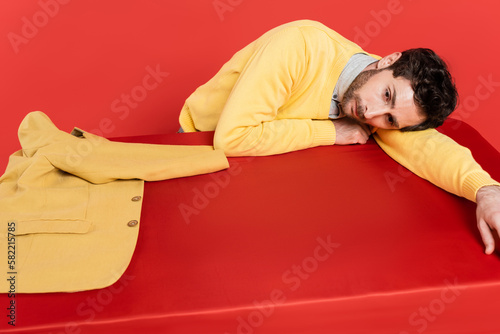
43 131 229 184
374 128 500 202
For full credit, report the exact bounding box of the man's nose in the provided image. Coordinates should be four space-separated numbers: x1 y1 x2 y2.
363 105 386 120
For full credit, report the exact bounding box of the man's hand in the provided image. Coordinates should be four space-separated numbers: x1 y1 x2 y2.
332 118 372 145
476 185 500 254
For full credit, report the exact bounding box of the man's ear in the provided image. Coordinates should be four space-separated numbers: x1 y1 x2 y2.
376 52 402 69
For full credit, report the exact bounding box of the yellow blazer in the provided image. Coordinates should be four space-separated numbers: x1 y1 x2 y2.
0 112 229 293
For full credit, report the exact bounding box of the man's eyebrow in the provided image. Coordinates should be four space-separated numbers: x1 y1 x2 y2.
392 116 400 129
391 85 397 110
391 85 400 128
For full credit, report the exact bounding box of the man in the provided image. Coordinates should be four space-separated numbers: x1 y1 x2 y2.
179 20 500 254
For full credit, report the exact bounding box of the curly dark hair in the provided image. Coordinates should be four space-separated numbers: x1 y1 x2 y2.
387 48 458 131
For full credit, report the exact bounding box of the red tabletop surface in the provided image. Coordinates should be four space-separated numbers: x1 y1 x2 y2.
3 118 500 334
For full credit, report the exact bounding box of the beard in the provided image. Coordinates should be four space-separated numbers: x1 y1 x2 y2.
340 68 382 120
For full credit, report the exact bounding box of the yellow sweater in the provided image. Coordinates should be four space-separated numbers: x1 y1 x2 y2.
179 20 499 202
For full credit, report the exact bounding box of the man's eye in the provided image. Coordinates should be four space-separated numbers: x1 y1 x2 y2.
385 89 391 101
387 114 394 125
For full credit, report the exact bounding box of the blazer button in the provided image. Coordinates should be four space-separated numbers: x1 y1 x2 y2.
127 220 138 227
131 196 142 202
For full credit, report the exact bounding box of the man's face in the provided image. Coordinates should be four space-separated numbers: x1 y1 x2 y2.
340 69 426 130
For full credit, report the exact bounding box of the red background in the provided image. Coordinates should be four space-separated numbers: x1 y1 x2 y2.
1 0 499 170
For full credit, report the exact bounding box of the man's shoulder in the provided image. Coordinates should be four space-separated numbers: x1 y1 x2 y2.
266 20 337 39
277 19 331 30
269 20 365 53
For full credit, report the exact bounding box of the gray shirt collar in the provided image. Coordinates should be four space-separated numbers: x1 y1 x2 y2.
329 53 378 118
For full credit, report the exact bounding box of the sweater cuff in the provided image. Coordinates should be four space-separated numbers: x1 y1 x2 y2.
462 171 500 202
312 120 336 147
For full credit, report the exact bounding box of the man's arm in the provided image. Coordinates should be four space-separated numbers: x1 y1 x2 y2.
374 128 499 202
374 128 500 253
213 27 335 157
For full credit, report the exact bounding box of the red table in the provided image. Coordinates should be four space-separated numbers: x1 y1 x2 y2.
3 119 500 334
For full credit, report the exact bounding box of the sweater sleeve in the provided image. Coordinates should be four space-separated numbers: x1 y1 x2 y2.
213 27 336 157
374 128 500 202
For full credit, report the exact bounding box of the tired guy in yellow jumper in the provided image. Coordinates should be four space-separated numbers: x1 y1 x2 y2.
179 20 500 254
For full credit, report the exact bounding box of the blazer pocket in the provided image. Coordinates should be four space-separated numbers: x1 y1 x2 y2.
14 219 93 235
